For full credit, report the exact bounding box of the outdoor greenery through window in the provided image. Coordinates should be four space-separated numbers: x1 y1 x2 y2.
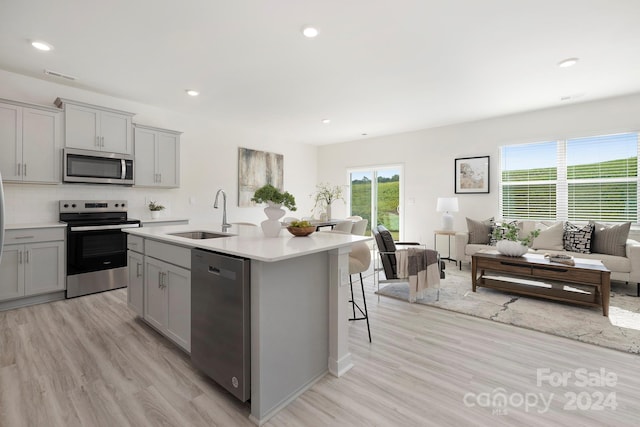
500 132 639 223
350 167 401 238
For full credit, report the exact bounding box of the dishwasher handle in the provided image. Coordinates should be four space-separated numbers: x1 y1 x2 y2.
208 265 237 280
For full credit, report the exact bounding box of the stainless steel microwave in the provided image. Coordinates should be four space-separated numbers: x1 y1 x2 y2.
63 148 134 185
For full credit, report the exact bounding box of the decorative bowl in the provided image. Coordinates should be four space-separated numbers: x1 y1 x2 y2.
496 239 528 257
287 226 316 237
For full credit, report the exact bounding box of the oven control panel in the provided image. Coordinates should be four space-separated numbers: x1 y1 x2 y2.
59 200 128 213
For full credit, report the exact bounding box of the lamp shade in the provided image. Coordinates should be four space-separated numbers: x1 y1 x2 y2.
436 197 459 213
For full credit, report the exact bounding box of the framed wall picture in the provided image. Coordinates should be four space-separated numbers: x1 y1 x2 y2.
455 156 490 194
238 147 284 206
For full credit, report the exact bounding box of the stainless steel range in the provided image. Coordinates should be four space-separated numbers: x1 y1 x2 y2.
59 200 141 298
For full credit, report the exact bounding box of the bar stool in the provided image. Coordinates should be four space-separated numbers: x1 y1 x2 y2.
348 241 372 342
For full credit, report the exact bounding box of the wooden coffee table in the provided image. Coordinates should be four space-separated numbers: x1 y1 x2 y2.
472 250 610 316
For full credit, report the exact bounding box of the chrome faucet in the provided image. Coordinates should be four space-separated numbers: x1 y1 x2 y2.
214 189 231 228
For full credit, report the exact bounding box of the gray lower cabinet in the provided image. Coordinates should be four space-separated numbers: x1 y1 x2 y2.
0 234 65 302
144 256 191 352
129 236 191 353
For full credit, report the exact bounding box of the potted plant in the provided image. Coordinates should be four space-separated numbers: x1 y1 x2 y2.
251 184 297 211
148 201 165 219
251 184 297 237
492 222 539 256
311 183 345 220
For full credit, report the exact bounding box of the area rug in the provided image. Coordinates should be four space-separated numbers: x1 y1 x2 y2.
375 266 640 354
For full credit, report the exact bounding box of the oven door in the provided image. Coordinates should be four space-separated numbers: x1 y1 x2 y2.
67 226 128 276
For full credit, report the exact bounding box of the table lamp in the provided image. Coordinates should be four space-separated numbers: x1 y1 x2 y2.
436 197 459 230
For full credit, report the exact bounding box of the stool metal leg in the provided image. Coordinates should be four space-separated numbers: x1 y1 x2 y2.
349 276 356 318
359 273 371 343
348 273 372 343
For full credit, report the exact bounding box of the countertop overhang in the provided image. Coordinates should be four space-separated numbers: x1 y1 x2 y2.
125 223 371 262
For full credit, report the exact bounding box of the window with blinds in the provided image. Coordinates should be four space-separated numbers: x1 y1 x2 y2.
499 133 639 222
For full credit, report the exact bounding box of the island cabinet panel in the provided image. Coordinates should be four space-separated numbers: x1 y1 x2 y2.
143 249 191 352
134 124 181 188
144 257 166 331
127 250 144 316
0 100 61 184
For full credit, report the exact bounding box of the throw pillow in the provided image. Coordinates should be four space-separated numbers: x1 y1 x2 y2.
531 221 564 250
563 222 593 253
590 222 631 257
466 217 494 244
489 220 519 246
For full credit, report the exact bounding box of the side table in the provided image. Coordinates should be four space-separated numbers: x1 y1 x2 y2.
434 230 457 262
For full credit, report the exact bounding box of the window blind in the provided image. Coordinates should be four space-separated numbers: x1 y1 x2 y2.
499 132 639 223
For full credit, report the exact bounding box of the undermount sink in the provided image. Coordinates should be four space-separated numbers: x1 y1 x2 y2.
168 231 231 239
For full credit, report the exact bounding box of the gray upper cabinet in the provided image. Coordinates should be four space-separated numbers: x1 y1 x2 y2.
0 99 62 184
134 124 181 188
55 97 134 155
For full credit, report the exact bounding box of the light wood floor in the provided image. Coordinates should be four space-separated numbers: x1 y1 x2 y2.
0 277 638 427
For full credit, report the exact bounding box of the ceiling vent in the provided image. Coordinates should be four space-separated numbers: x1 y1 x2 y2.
43 69 77 81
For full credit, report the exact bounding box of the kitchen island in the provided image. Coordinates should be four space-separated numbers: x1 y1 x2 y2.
125 223 370 425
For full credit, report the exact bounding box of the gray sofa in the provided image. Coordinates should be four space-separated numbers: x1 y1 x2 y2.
454 220 640 294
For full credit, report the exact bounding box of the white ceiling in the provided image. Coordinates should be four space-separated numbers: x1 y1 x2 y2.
1 0 640 145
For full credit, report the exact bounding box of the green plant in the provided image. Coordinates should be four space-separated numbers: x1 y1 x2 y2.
311 183 345 211
148 201 165 211
251 184 297 211
492 222 540 246
289 220 312 228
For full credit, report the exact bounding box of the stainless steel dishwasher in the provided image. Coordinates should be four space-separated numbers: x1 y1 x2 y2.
191 249 251 401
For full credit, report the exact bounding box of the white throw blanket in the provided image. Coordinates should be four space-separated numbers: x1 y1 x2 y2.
396 247 440 302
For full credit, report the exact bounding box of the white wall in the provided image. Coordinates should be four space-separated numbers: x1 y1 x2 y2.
0 69 317 225
318 92 640 245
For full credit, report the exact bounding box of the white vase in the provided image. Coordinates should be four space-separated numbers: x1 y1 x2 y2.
150 211 160 219
261 202 285 237
496 240 528 257
325 203 332 221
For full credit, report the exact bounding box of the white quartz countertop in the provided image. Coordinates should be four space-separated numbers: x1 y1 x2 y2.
125 223 371 262
6 222 67 230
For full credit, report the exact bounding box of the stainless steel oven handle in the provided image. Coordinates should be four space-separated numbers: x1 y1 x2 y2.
121 159 126 180
70 223 140 232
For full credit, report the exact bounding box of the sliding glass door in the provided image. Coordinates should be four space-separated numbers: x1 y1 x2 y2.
349 166 402 238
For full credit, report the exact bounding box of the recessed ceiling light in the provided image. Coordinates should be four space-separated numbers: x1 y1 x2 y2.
321 118 331 124
361 133 368 136
186 90 199 97
302 27 319 38
31 40 53 51
558 57 579 68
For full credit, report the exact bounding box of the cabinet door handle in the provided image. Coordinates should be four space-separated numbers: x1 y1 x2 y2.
96 136 100 147
136 262 142 278
18 251 22 264
101 136 105 147
25 250 29 264
17 163 21 176
23 163 26 176
158 173 162 183
158 271 163 288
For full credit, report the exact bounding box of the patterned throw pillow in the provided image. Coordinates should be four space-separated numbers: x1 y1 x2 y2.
489 220 519 246
590 222 631 256
466 217 494 244
563 222 593 253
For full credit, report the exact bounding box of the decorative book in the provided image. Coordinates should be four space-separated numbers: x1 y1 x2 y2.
544 253 575 266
